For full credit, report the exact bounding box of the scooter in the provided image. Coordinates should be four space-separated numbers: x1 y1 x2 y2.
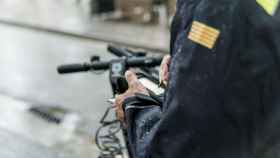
57 45 164 158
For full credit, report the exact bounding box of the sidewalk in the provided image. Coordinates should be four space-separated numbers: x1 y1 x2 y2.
0 0 170 52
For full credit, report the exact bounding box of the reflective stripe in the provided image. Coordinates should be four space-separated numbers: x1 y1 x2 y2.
257 0 279 15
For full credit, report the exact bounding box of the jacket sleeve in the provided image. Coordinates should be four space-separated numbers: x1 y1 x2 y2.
149 1 247 158
124 93 163 158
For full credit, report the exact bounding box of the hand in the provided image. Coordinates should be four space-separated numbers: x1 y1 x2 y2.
113 70 148 122
159 55 171 87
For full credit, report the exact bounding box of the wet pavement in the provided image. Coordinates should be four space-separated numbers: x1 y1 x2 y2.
0 94 90 158
0 127 59 158
0 23 113 124
0 22 116 157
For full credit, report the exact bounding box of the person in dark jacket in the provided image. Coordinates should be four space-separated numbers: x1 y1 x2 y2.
114 0 280 157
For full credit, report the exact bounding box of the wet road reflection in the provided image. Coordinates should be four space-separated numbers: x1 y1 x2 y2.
0 127 59 158
0 23 114 157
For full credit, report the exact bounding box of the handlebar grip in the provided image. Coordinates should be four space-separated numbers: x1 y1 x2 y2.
108 45 132 57
57 64 90 74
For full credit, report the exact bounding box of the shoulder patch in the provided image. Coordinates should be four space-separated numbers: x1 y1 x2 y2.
188 21 220 49
256 0 279 16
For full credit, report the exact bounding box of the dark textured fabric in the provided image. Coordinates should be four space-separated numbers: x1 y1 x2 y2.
124 94 162 158
124 0 280 158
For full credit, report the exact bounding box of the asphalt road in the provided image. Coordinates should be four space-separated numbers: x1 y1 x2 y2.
0 23 116 158
0 22 114 123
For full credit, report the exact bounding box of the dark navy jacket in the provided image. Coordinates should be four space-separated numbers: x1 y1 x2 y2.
124 1 280 158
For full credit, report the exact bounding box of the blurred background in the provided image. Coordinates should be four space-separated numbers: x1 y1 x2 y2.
0 0 174 158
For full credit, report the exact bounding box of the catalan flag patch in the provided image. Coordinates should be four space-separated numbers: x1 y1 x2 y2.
257 0 279 16
188 21 220 49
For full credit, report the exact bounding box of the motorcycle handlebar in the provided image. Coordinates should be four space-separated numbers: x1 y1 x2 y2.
57 57 162 74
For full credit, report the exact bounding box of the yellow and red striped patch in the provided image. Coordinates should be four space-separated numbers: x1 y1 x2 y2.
188 21 220 49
